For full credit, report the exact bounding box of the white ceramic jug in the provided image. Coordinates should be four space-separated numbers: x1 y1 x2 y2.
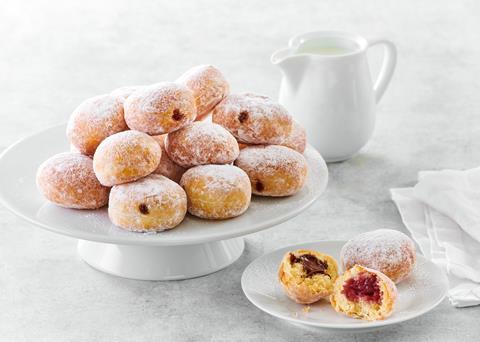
271 31 396 162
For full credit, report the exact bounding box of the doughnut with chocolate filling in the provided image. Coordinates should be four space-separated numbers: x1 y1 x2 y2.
330 265 397 320
212 93 293 145
278 249 338 304
176 65 229 120
124 82 196 135
234 145 308 197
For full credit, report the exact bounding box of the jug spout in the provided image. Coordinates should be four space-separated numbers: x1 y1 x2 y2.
271 48 310 93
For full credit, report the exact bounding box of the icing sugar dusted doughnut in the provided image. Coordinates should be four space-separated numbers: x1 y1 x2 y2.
66 94 127 156
180 164 251 219
93 130 161 186
151 134 186 183
110 85 141 103
234 145 307 197
165 121 239 168
176 65 229 120
36 152 109 209
124 82 196 135
281 120 307 153
212 93 293 145
278 249 339 304
330 265 397 321
109 174 187 232
341 229 416 284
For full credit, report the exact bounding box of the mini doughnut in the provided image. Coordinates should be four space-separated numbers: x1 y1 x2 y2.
151 134 186 183
180 164 251 219
93 130 161 186
66 94 127 156
176 65 229 120
124 82 196 135
278 249 338 304
110 85 141 103
234 145 308 197
330 265 397 321
212 93 293 145
165 121 239 168
341 229 416 284
281 120 307 153
109 174 187 232
36 152 109 209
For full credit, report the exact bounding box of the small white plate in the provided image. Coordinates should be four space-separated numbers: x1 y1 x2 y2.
241 241 448 332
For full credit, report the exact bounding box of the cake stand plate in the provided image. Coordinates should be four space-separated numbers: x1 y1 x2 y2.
0 124 328 280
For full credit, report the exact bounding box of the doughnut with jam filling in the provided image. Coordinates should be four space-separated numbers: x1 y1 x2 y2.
330 265 397 320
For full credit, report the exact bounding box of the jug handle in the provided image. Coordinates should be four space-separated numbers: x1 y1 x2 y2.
367 39 397 103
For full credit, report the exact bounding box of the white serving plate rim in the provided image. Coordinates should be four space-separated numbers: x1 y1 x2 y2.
0 124 328 246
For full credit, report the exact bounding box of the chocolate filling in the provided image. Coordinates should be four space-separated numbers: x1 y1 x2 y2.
172 109 183 121
138 203 149 215
289 253 330 278
255 181 264 192
238 111 249 123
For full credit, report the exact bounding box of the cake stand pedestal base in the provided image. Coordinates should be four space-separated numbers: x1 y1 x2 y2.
77 237 245 281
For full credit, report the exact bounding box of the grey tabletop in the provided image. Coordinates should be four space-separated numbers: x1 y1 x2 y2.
1 0 480 341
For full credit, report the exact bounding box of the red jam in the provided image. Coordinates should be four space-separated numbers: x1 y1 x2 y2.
341 272 382 304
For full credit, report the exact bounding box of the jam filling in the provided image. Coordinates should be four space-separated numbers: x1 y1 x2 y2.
238 111 249 123
341 272 382 304
255 181 264 192
138 203 149 215
172 109 183 121
289 253 329 278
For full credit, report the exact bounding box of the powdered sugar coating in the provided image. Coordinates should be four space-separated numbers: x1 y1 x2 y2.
151 134 186 183
109 174 187 232
281 120 307 153
341 229 416 284
234 145 308 197
36 152 109 209
212 93 293 144
165 121 239 168
124 82 196 135
66 94 127 156
180 164 251 219
176 65 229 120
93 130 161 186
110 85 142 103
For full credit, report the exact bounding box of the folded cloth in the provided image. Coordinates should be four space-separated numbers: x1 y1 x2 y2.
391 177 480 307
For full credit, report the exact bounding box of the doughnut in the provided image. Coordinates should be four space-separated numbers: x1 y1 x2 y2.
124 82 196 135
151 134 186 183
110 85 141 102
66 94 127 156
234 145 308 197
36 152 109 209
280 120 307 153
330 265 397 320
93 130 161 186
278 249 339 304
180 164 251 219
176 65 229 120
109 174 187 232
212 93 293 145
341 229 416 284
165 121 239 168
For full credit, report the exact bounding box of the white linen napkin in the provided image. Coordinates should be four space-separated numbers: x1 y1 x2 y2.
391 168 480 307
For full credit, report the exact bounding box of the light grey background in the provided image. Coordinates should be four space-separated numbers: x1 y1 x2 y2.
1 0 480 341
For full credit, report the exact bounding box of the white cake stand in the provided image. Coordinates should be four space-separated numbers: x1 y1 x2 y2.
0 124 328 280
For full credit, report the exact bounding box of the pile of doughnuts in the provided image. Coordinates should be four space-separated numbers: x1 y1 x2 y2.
36 65 312 232
278 229 416 321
